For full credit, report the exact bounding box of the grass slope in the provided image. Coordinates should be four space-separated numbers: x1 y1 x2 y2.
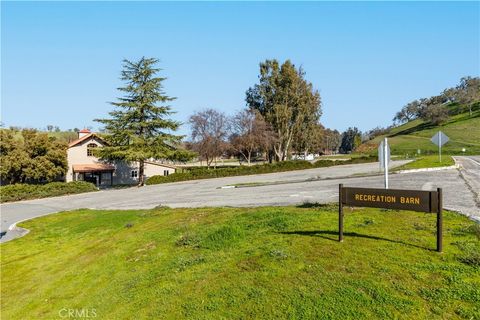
362 110 480 155
1 206 479 319
393 155 455 171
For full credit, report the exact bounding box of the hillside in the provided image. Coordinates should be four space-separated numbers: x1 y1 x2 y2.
6 129 80 144
359 109 480 156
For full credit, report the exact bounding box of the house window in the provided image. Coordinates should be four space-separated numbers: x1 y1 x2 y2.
87 143 97 157
131 170 138 178
164 170 169 176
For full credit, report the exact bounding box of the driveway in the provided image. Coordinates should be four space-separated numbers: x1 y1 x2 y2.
1 159 479 242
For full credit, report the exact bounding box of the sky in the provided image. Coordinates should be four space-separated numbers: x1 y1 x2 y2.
2 1 479 136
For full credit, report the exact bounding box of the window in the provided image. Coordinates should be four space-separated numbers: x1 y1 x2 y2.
131 170 138 178
164 170 169 176
87 143 97 157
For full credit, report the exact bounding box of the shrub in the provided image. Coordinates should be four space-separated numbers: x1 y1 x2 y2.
0 181 98 203
146 156 378 185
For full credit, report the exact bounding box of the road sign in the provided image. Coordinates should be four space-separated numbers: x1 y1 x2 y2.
378 140 391 168
431 131 449 146
431 131 449 163
338 184 443 252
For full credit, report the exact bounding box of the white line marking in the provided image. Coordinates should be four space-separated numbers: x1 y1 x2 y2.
466 157 480 166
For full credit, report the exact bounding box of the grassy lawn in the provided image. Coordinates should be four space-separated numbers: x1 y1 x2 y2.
393 155 455 171
1 206 479 319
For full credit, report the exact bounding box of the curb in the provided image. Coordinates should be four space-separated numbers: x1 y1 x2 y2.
396 164 459 174
445 206 480 224
1 222 30 243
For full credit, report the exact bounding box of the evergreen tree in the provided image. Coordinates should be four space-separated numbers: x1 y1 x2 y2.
339 127 361 154
96 57 191 186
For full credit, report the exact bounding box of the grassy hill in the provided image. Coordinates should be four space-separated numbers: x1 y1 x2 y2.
359 109 480 156
6 129 79 144
1 206 479 319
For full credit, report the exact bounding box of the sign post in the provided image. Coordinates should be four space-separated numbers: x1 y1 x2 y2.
437 188 443 252
338 185 443 252
431 131 449 163
339 184 344 242
378 138 390 189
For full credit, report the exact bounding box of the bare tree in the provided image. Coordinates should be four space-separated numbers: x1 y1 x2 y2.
189 109 229 168
230 109 275 165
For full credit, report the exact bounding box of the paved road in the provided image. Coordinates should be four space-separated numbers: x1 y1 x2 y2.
1 159 479 242
454 156 480 205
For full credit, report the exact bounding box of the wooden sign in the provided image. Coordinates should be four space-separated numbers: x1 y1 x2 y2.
338 184 443 252
341 187 439 213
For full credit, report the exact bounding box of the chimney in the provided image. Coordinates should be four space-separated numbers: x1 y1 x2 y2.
78 129 91 139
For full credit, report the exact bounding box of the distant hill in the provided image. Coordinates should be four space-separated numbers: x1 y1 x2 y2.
358 109 480 156
5 129 79 144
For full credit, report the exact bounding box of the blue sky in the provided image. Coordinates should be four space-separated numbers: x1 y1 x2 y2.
2 1 479 135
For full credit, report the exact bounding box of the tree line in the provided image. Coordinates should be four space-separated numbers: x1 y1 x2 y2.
0 129 67 184
5 57 475 186
393 77 480 125
187 59 347 166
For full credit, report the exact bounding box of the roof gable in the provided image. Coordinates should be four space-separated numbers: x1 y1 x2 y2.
68 133 108 148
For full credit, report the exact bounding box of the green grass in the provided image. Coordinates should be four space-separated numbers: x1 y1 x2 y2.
364 110 480 156
393 155 455 171
1 206 479 319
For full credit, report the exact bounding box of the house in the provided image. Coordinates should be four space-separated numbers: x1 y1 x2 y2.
66 129 176 186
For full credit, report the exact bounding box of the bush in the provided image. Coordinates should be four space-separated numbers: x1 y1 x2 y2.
146 156 377 185
0 181 98 203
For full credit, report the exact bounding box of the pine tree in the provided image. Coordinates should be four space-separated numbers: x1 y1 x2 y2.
96 57 190 186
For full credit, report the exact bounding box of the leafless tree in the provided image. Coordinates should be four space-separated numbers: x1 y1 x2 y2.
230 109 275 165
189 109 229 168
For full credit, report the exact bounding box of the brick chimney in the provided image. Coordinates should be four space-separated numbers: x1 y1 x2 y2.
78 129 91 139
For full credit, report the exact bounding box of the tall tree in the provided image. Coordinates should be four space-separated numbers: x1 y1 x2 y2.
339 127 361 154
246 59 322 161
188 108 229 168
321 128 341 154
95 57 189 186
293 122 323 158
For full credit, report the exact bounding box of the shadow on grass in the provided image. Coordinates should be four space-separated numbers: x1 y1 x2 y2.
390 121 437 137
279 230 435 252
296 202 337 210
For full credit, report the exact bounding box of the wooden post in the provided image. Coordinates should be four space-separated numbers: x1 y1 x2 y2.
437 188 443 253
339 184 344 242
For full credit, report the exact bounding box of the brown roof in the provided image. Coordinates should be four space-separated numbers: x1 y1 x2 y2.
72 163 115 173
68 133 107 148
79 128 91 133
